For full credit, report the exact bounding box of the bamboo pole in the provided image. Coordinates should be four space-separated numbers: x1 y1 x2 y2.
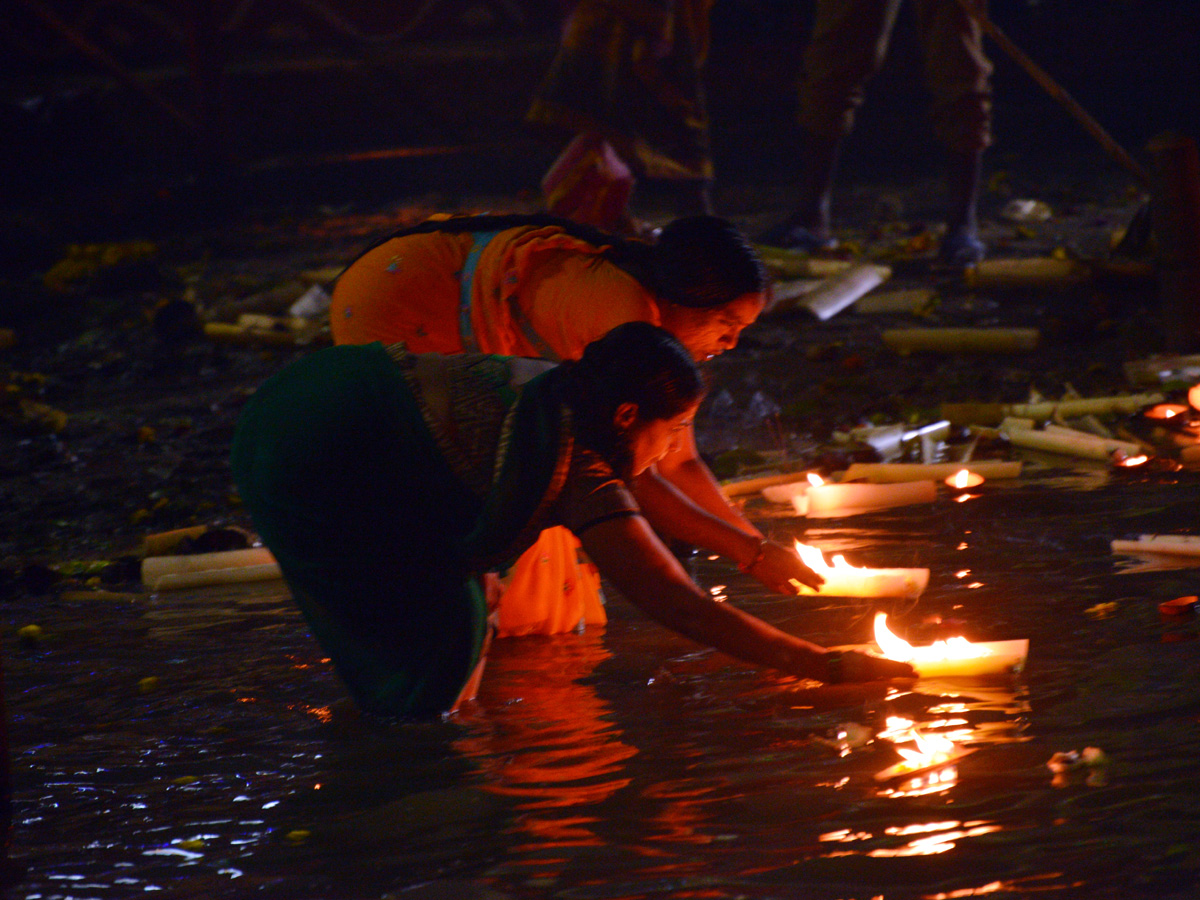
955 0 1152 187
15 0 202 138
841 460 1023 483
883 327 1039 355
142 548 280 591
941 392 1164 426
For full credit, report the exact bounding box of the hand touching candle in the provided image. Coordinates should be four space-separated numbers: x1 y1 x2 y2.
741 538 825 594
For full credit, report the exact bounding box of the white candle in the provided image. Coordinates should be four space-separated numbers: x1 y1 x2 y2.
800 263 891 320
1111 534 1200 557
791 543 929 599
802 475 937 518
851 613 1028 679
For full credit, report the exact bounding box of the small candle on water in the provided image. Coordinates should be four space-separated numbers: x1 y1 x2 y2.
944 468 985 490
844 613 1028 679
788 542 928 598
1142 403 1189 421
797 472 937 518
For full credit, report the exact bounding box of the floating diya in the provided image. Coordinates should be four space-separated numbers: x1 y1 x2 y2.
1159 595 1198 618
1141 402 1190 422
847 613 1028 679
1109 450 1180 474
944 468 985 492
788 543 929 599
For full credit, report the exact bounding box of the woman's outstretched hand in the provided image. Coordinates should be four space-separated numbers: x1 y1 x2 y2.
839 649 916 683
748 539 824 594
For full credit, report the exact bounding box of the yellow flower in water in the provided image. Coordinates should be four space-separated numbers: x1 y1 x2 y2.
1084 601 1119 620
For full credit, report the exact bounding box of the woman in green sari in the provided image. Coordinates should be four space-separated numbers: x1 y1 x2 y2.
231 323 913 718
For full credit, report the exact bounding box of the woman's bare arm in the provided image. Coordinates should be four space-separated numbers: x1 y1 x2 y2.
578 514 914 684
631 427 823 593
640 424 755 533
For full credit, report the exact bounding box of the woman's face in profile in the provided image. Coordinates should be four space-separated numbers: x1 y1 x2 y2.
627 402 700 476
659 292 766 362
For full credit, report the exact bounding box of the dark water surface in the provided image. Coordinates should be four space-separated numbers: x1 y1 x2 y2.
5 462 1200 899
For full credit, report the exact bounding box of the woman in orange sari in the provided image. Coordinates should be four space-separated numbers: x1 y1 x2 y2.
330 213 773 637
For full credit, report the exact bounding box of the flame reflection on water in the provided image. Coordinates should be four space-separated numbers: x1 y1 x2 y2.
11 461 1200 898
819 820 1003 857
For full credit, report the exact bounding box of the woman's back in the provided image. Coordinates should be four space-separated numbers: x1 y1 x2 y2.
330 223 659 359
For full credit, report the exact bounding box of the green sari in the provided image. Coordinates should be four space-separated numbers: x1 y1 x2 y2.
231 342 571 717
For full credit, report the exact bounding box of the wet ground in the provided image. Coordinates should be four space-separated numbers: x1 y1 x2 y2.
3 2 1200 896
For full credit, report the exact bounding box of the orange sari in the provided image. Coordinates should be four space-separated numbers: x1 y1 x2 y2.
330 223 662 637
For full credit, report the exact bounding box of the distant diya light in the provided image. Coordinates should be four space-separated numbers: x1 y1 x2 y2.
1137 395 1200 438
1110 450 1180 473
944 469 984 502
789 542 929 599
1142 402 1190 421
845 613 1028 679
1113 451 1151 468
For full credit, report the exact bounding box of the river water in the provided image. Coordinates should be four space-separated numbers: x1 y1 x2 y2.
4 460 1200 899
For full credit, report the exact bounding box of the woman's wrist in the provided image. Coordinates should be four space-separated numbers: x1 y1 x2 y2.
737 536 767 573
823 650 845 684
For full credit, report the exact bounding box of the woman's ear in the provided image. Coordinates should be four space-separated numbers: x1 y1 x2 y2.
613 401 639 433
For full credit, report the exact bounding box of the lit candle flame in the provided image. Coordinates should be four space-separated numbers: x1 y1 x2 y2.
807 472 825 487
1190 384 1200 412
873 613 990 663
1116 454 1149 467
951 469 971 489
793 541 861 573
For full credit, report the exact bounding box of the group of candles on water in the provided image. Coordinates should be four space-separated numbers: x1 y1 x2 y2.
141 385 1200 791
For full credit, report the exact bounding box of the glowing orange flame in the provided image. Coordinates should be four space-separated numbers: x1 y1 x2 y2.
1190 384 1200 412
1116 454 1149 467
793 540 860 574
873 613 990 664
807 472 825 487
1146 402 1188 420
